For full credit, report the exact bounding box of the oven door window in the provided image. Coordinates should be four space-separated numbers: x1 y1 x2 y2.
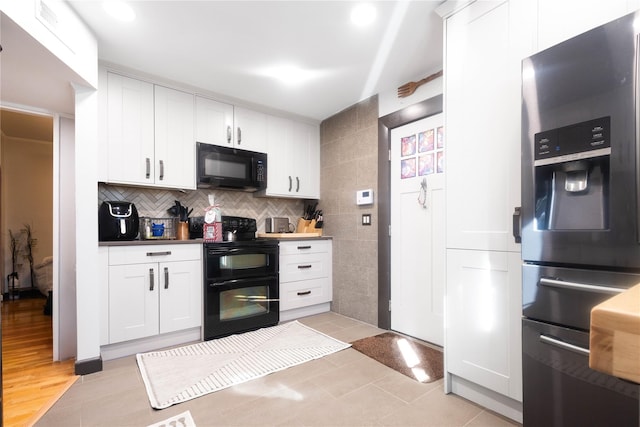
221 253 267 270
220 285 271 321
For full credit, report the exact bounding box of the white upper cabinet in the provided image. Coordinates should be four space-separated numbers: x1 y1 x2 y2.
154 85 196 189
106 72 155 186
195 96 234 147
106 72 196 190
234 106 267 153
445 0 533 253
263 116 320 199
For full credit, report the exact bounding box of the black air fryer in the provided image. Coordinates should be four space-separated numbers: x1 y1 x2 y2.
99 201 139 241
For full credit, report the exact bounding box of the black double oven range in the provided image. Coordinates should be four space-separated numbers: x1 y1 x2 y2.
202 216 279 340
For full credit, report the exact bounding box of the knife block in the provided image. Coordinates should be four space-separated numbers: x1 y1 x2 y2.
296 218 322 235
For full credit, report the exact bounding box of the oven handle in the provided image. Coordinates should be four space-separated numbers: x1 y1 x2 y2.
539 277 625 295
539 334 590 356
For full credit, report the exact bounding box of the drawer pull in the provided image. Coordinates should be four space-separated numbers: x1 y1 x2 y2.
146 251 172 257
297 290 311 296
539 334 590 356
297 245 312 250
149 268 155 291
297 264 312 269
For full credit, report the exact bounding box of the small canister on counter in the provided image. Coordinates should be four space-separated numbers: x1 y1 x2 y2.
203 195 222 242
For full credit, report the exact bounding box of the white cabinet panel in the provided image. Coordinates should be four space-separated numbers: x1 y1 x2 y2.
264 117 320 199
105 73 195 189
154 86 195 189
106 73 155 185
195 96 234 147
234 106 267 153
109 263 159 343
445 0 525 253
159 260 202 334
106 244 202 344
446 249 522 401
279 239 332 319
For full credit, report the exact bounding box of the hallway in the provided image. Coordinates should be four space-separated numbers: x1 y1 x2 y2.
2 296 76 426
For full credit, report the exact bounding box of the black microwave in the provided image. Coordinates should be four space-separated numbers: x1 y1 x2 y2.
197 143 267 192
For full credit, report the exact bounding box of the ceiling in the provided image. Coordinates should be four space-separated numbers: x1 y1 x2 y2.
67 0 444 122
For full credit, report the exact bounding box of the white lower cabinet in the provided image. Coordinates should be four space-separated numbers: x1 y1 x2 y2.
279 239 332 321
446 249 522 402
106 244 202 344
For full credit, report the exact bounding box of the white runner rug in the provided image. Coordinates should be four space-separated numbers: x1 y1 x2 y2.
136 321 350 409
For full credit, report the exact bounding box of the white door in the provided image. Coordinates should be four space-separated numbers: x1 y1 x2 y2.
390 114 445 346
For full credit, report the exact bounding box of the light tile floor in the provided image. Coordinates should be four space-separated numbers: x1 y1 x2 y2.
36 312 520 427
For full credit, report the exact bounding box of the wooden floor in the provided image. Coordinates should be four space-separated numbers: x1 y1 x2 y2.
2 296 77 426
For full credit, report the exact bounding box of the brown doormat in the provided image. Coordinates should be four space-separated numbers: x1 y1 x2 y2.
351 332 443 383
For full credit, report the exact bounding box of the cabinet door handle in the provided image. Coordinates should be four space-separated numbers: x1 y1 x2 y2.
297 245 311 250
297 264 312 269
539 334 590 356
297 290 311 296
237 127 242 145
149 268 155 291
226 125 232 144
512 207 521 244
158 160 164 180
145 157 151 179
296 177 300 192
146 251 172 257
164 267 169 289
288 176 292 192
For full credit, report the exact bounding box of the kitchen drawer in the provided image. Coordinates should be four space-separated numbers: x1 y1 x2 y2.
109 244 201 265
279 239 330 256
280 252 330 282
279 277 331 311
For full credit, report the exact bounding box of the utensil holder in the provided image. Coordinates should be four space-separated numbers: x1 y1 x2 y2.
176 221 189 240
296 218 322 235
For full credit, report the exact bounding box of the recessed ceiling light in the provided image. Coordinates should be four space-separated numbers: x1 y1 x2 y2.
260 64 317 85
102 1 136 22
351 3 376 26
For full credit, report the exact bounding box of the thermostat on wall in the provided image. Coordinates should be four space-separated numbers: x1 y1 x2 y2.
356 189 374 205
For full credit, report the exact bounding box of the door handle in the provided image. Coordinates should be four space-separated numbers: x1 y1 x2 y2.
146 251 172 257
164 267 169 289
145 157 151 179
149 268 154 291
237 127 242 145
159 159 164 180
296 177 300 192
288 176 292 192
512 206 521 244
539 277 625 295
227 125 232 144
539 334 590 356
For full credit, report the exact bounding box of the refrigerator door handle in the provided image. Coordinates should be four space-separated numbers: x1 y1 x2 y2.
512 206 522 243
539 334 590 356
539 277 625 295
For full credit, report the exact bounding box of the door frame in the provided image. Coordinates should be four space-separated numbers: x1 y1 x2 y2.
377 94 443 329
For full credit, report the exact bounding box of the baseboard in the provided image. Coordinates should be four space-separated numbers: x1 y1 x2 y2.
449 374 523 423
75 356 103 375
279 303 331 322
101 327 202 361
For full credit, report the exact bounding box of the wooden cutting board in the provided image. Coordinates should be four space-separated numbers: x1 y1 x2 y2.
257 232 322 239
589 283 640 384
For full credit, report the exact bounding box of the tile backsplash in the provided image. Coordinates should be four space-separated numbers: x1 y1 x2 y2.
98 183 305 233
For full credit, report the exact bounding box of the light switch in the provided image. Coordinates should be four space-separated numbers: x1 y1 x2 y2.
362 214 371 225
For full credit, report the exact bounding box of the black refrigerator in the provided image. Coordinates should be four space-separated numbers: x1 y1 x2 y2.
521 11 640 427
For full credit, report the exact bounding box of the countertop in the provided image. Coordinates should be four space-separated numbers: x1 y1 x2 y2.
99 235 332 246
589 283 640 384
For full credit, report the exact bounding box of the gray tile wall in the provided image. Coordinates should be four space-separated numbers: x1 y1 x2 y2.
98 184 304 234
320 95 378 325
